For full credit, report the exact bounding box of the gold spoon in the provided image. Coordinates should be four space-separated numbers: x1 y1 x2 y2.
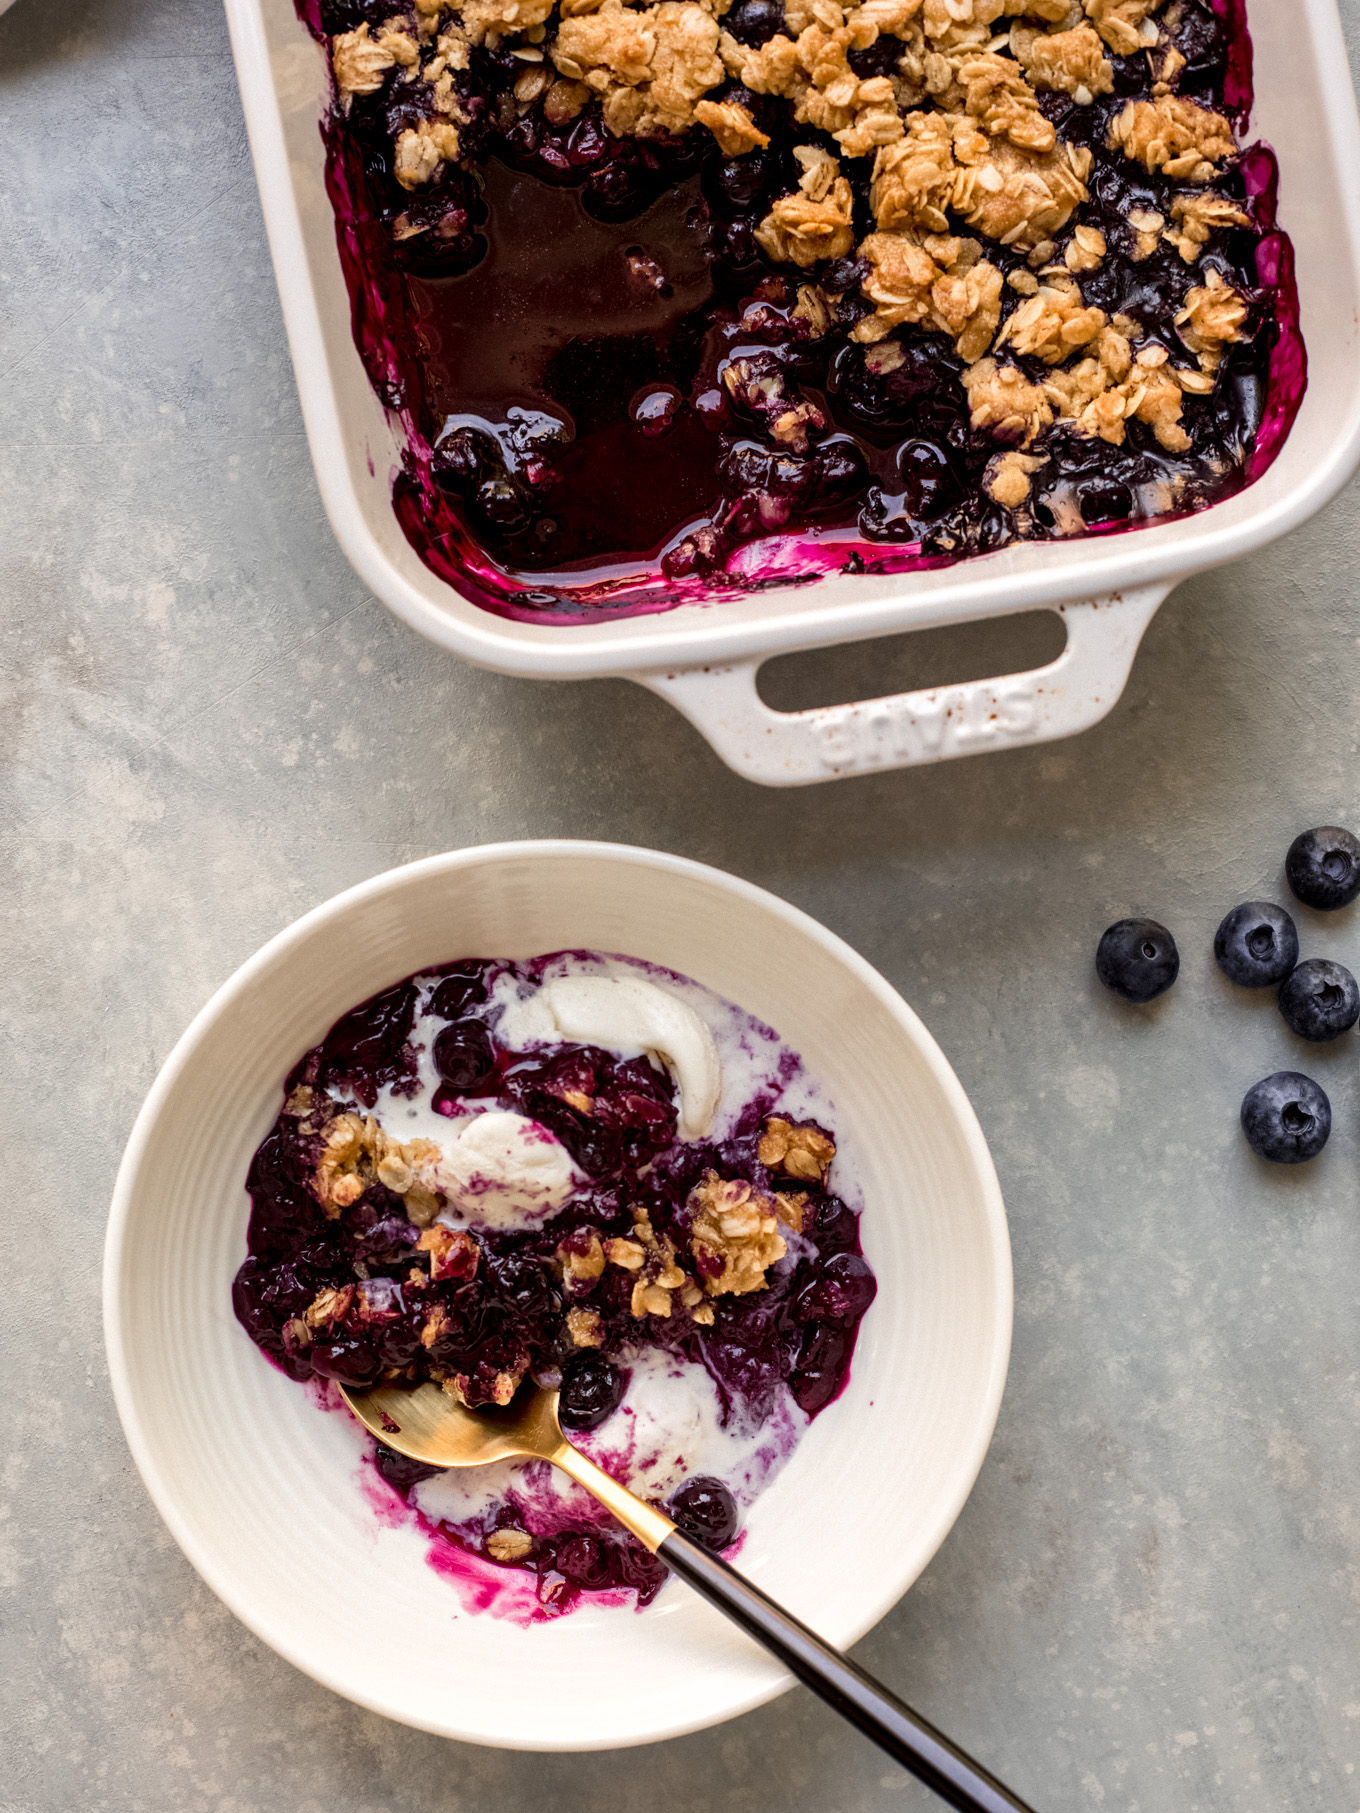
342 1380 1036 1813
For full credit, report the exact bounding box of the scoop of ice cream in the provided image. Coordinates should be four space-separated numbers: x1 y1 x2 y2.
435 1111 581 1229
541 974 722 1139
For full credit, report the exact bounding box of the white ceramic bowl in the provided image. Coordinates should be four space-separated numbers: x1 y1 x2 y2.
104 842 1012 1750
226 0 1360 784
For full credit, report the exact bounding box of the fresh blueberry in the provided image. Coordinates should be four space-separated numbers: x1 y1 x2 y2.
1095 918 1179 1003
1213 900 1299 987
486 1249 551 1315
317 979 418 1098
1277 957 1360 1041
669 1475 739 1552
1240 1071 1331 1163
1285 825 1360 910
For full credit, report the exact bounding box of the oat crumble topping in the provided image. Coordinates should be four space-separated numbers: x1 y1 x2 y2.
994 274 1104 362
417 1223 481 1279
1175 265 1248 369
984 446 1045 504
487 1527 536 1559
1063 221 1105 270
305 1284 355 1331
565 1304 608 1344
332 23 412 93
963 354 1053 444
442 1366 524 1404
1163 190 1249 263
314 1111 444 1225
758 1115 837 1181
688 1170 788 1295
1108 92 1233 182
556 1226 607 1285
1084 0 1158 58
1013 24 1111 102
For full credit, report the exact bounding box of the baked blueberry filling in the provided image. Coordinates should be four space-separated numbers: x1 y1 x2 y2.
296 0 1302 620
233 953 875 1609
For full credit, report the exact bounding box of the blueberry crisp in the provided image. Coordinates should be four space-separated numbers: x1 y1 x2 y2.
233 953 876 1611
299 0 1302 618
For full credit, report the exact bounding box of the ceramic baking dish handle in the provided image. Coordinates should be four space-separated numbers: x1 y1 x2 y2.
634 584 1169 787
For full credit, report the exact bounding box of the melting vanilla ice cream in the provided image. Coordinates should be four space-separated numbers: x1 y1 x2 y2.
434 1111 581 1230
538 973 723 1139
414 1345 807 1535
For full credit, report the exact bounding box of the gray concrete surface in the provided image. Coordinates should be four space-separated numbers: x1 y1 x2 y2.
4 3 1360 1808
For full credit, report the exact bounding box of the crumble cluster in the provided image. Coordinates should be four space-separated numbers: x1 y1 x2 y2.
296 1091 444 1225
556 1121 832 1331
330 0 1254 508
293 1103 834 1401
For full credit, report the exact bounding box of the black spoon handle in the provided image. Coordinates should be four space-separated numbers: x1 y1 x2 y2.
659 1531 1036 1813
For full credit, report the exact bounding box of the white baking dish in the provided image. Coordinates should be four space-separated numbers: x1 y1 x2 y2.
225 0 1360 785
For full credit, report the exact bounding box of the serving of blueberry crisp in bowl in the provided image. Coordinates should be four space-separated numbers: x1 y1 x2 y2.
296 0 1302 617
104 843 1013 1746
233 950 877 1615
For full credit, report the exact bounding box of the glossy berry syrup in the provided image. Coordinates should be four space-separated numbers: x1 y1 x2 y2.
231 954 876 1611
298 0 1304 623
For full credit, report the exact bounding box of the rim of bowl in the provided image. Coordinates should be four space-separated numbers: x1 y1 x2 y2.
103 839 1013 1746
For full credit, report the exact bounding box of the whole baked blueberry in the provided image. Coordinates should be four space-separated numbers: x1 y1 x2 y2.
555 1534 611 1589
432 1019 495 1090
1213 901 1299 987
1240 1071 1331 1163
1277 957 1360 1041
669 1476 739 1552
429 963 488 1020
724 0 783 43
1286 825 1360 910
1095 918 1180 1002
558 1352 626 1432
